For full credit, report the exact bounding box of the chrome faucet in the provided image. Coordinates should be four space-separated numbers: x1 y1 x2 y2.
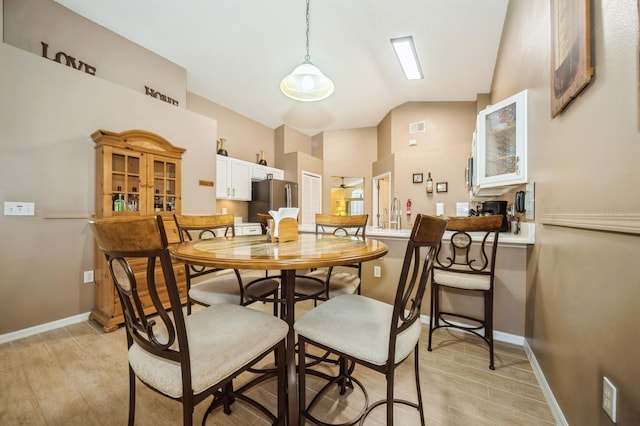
390 197 401 230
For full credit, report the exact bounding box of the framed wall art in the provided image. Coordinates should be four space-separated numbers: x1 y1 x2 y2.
550 0 594 117
436 182 448 193
412 173 423 183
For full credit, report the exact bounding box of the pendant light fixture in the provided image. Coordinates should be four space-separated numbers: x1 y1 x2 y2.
280 0 334 101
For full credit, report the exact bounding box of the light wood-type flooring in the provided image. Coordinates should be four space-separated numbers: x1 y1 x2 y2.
0 301 555 425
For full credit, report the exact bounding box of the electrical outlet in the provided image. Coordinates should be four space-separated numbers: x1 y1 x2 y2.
603 376 617 422
373 266 382 278
83 270 94 284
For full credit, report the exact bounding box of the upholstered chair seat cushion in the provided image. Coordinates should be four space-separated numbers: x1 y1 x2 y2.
128 303 288 398
189 271 278 305
294 294 421 366
433 270 491 290
295 269 360 298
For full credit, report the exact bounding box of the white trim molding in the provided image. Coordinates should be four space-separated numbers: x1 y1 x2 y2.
523 339 568 426
540 213 640 235
0 312 90 345
419 315 524 346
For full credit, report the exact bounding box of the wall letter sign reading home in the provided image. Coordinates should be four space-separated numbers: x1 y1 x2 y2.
144 86 179 106
40 42 97 76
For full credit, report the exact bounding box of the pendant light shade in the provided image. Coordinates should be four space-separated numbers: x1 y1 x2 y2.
281 0 334 101
280 60 334 101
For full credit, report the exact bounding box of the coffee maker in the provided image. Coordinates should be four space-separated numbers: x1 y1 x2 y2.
470 200 510 232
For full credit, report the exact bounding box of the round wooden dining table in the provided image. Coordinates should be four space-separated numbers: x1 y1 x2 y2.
169 232 388 425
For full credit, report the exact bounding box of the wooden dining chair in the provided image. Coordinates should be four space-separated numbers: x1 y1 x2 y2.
89 215 288 425
173 214 279 314
428 214 503 369
295 214 448 425
294 213 369 302
256 212 272 235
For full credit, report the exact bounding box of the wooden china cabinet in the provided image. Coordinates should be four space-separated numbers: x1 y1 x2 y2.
91 129 188 332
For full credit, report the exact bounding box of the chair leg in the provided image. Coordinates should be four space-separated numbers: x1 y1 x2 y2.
222 382 234 414
276 341 286 425
185 273 192 315
427 282 438 351
413 346 426 426
128 367 136 426
182 394 193 426
386 368 395 425
298 337 307 422
485 290 495 370
337 357 354 395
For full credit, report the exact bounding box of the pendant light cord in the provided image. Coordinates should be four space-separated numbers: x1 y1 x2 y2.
280 0 334 101
305 0 311 62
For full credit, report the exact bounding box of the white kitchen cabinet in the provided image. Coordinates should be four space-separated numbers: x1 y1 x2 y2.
216 155 252 200
239 224 262 235
476 89 528 189
215 224 261 237
252 164 284 181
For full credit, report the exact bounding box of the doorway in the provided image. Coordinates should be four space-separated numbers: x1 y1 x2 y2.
372 172 391 228
301 171 322 224
330 176 364 216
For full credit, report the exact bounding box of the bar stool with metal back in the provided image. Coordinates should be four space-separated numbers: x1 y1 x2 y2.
428 215 503 369
173 214 279 314
295 214 448 425
294 214 369 302
89 215 288 425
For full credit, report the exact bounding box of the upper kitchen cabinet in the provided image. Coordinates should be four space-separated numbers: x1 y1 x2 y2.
216 155 252 200
252 163 284 181
476 90 528 190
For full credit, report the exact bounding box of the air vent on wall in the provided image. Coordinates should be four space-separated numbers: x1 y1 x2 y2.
409 120 426 134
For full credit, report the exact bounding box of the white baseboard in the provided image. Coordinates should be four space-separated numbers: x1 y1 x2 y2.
419 314 524 346
0 312 91 345
523 339 568 426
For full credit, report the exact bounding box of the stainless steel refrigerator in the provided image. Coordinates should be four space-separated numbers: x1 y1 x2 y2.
248 178 298 223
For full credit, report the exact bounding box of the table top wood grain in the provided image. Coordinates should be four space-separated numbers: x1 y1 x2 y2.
169 233 388 270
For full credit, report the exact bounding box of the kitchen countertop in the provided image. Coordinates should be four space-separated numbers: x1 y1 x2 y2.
298 220 535 246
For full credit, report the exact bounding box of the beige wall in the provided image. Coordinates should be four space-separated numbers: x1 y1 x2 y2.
187 92 275 165
0 42 217 334
383 101 477 223
311 133 324 159
277 125 312 156
495 1 640 424
4 0 187 107
377 111 392 158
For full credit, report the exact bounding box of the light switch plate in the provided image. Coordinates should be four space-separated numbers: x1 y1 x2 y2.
4 201 35 216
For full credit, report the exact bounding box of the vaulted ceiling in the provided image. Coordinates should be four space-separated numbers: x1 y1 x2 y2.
55 0 509 136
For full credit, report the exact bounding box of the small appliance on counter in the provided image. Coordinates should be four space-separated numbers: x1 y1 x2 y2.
469 200 510 232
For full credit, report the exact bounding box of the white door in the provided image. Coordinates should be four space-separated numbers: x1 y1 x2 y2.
301 171 322 225
372 172 391 228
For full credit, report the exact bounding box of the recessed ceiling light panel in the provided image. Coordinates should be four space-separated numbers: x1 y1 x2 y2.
391 36 424 80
